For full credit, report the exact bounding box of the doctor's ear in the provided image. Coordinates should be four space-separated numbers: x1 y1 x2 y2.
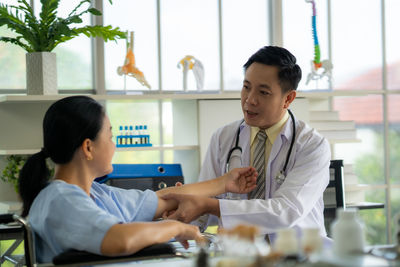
283 90 296 109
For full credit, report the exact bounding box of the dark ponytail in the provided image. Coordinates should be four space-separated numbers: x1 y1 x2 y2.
18 96 105 217
19 149 50 217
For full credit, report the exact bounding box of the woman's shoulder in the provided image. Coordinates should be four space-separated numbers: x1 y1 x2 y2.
31 180 89 212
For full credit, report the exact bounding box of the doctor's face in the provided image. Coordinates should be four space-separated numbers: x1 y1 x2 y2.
241 63 293 129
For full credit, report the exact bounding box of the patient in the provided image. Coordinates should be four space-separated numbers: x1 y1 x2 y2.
18 95 257 263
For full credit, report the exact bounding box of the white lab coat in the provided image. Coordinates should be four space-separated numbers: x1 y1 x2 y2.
198 114 331 241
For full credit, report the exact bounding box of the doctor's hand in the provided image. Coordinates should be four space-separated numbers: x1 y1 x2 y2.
225 167 257 194
161 194 220 223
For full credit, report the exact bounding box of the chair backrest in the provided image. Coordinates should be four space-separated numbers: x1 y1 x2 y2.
323 160 346 236
327 159 346 208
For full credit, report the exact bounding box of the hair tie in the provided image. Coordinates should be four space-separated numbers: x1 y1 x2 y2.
40 147 49 158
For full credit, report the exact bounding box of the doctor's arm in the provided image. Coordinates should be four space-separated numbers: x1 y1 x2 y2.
161 194 220 223
153 167 257 219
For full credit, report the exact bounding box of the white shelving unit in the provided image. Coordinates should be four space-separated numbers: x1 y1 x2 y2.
0 145 200 155
0 90 372 202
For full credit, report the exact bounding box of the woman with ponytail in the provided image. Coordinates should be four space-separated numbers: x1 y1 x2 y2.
18 96 257 263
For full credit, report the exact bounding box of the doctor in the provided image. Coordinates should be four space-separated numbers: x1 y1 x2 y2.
163 46 331 242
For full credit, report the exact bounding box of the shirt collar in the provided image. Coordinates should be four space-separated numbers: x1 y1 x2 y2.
250 110 289 145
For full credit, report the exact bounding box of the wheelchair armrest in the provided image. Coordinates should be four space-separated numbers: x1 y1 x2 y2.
52 243 177 265
0 213 15 224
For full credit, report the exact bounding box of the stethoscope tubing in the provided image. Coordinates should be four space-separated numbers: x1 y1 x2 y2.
226 109 296 179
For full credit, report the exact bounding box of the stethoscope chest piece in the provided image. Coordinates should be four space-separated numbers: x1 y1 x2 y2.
275 170 286 185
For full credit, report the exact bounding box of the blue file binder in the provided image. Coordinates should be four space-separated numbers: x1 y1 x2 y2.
96 164 184 191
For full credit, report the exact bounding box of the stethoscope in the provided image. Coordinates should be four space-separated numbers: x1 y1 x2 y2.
225 109 296 185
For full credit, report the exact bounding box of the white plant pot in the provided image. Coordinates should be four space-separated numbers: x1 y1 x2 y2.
26 52 58 95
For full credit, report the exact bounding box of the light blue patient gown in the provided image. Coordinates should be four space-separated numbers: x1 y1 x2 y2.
29 180 158 263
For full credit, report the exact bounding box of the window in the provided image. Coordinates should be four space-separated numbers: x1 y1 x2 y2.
0 0 26 90
103 0 158 91
386 0 400 90
34 0 93 90
283 0 329 91
222 0 269 90
331 0 382 91
160 0 219 91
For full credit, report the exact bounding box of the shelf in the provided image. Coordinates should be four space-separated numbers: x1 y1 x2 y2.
0 145 199 155
0 89 393 104
0 149 40 155
296 90 385 99
0 92 241 103
116 145 198 151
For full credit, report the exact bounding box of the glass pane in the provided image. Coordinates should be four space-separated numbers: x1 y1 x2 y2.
359 189 387 245
283 0 329 91
104 0 158 91
107 100 161 163
34 0 93 90
112 151 161 164
333 95 384 184
386 0 400 90
162 100 173 145
161 0 219 91
164 150 173 164
0 0 27 89
222 0 269 90
390 187 400 242
0 27 26 89
389 94 400 184
331 0 382 90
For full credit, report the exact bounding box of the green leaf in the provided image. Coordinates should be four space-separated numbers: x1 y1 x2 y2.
0 0 122 52
72 25 127 42
88 8 102 16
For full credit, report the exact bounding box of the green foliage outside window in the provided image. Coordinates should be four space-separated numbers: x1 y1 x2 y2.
354 129 400 245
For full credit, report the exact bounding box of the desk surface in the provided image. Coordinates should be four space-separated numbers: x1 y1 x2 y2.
97 243 399 267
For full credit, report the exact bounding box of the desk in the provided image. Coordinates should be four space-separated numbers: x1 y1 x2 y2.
96 242 399 267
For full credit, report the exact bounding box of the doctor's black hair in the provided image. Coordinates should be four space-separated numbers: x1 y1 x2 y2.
18 96 105 217
243 46 302 93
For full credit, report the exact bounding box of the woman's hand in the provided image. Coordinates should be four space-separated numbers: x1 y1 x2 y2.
172 220 205 249
225 167 257 194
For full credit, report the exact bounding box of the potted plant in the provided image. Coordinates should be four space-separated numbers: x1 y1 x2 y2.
0 0 126 95
0 155 54 193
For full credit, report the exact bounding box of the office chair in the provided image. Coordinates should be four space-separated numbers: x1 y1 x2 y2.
327 159 346 208
0 213 179 267
323 159 346 235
